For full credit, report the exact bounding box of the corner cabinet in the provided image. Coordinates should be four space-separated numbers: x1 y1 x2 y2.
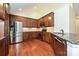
0 3 5 20
38 12 54 27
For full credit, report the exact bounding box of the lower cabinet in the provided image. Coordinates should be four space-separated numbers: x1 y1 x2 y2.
42 32 52 43
50 36 67 56
23 32 40 41
54 38 66 56
41 32 67 56
0 37 9 56
0 39 5 56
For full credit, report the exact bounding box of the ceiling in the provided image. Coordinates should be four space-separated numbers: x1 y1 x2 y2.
10 3 67 19
9 3 79 19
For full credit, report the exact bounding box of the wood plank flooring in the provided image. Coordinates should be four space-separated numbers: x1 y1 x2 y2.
8 39 55 56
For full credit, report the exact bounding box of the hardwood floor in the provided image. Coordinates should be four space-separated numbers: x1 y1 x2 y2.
8 39 55 56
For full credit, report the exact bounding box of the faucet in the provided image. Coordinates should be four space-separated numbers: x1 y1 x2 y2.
60 29 64 35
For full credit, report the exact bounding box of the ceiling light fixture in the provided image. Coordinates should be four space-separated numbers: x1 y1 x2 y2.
34 6 37 9
18 8 22 11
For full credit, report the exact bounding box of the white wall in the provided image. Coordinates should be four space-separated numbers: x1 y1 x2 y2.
53 5 70 33
69 5 76 33
53 4 76 33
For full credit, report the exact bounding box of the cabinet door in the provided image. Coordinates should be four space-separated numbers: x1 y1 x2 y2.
0 39 5 56
28 20 38 28
53 37 66 56
33 20 38 27
0 4 5 20
39 12 54 27
23 32 28 41
43 32 52 43
5 36 9 56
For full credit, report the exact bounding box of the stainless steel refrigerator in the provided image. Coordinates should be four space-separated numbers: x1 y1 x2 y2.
15 21 23 43
10 21 23 44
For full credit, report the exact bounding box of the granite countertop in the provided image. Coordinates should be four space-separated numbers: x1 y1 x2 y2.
53 32 79 45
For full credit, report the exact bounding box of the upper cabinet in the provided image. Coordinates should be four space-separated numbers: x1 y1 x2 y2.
0 3 9 20
0 3 5 20
38 12 54 27
0 3 10 36
9 14 38 28
9 12 54 28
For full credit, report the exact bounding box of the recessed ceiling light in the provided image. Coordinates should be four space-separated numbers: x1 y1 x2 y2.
34 6 37 9
18 8 22 11
48 16 52 20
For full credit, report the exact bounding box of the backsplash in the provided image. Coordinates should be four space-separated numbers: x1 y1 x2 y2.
23 27 54 33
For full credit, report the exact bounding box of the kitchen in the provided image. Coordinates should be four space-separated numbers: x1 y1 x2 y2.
0 3 79 56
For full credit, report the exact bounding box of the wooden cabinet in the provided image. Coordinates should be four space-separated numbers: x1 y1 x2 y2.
51 35 67 56
5 36 9 56
42 32 52 43
30 20 38 27
54 38 66 56
38 12 54 27
9 14 38 28
0 39 5 56
0 3 5 20
23 32 39 41
10 12 54 28
0 3 10 56
0 36 9 56
23 32 29 41
22 18 37 27
42 32 67 56
22 18 38 28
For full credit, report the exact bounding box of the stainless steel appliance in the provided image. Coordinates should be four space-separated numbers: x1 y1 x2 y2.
10 21 23 44
15 21 23 43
